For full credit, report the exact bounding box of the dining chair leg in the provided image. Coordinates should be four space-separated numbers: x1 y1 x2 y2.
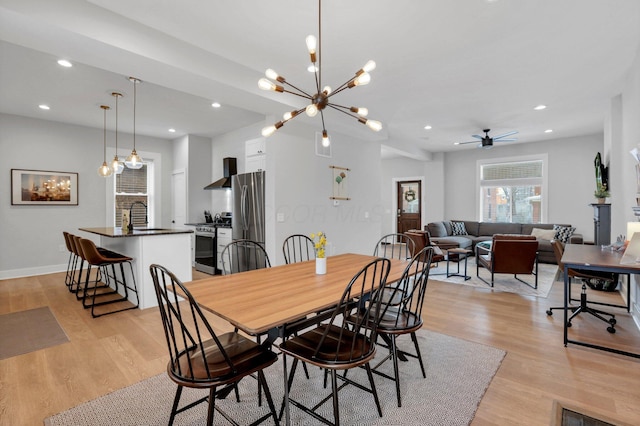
330 369 340 426
169 385 183 426
279 357 300 420
411 331 427 378
257 370 280 425
390 335 402 407
206 386 216 425
365 363 383 418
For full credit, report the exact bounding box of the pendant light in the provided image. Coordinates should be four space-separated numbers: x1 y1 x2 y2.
97 105 113 177
125 77 143 169
110 92 124 174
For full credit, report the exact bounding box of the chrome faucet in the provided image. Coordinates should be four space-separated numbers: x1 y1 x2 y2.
129 201 148 229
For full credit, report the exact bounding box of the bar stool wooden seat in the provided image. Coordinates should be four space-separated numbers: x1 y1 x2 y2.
77 238 139 318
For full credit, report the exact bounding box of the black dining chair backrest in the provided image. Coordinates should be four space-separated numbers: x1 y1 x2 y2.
220 239 271 275
148 263 279 425
282 234 316 264
373 233 416 260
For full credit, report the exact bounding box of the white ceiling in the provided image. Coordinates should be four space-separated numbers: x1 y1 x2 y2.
1 0 639 158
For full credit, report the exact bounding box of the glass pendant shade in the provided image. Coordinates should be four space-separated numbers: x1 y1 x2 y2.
98 105 112 177
111 92 124 174
111 155 124 174
125 148 143 169
125 77 144 169
98 161 112 177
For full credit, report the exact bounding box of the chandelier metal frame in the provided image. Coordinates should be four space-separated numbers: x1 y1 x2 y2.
258 0 381 146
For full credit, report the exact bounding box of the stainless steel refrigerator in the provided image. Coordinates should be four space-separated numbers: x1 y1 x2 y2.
231 171 266 269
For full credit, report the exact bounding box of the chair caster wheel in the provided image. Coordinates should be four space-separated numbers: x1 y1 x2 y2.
609 318 616 325
607 326 616 334
546 310 552 316
567 322 572 328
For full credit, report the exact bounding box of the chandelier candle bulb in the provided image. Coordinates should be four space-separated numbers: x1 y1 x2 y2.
258 0 382 139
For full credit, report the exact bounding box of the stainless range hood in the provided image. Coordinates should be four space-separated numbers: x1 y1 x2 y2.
204 157 237 189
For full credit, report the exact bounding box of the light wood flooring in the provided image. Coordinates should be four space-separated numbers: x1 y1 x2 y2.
1 268 639 425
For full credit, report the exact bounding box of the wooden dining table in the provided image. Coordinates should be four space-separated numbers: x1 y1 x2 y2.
181 252 410 425
182 253 410 338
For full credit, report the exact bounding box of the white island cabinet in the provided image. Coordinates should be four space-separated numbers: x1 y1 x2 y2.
79 227 193 309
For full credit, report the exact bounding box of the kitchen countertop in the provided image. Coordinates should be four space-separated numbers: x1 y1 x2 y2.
79 227 193 238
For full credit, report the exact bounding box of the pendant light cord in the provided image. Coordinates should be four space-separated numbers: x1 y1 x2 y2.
133 79 137 150
103 107 107 160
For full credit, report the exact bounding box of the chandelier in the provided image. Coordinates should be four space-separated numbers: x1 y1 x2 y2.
258 0 381 147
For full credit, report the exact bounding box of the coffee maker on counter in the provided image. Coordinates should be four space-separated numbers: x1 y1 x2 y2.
204 210 213 223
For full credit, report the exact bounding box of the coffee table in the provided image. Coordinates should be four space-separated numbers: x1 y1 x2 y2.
445 248 472 280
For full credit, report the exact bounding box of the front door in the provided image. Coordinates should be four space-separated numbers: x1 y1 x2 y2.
397 180 421 234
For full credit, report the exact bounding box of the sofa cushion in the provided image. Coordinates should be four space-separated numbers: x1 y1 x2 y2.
530 228 557 240
427 221 448 237
478 222 522 236
451 221 468 235
553 225 576 243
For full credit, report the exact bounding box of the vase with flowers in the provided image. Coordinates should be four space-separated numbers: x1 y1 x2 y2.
311 231 327 274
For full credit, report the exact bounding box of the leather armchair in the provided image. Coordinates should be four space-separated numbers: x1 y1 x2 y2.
404 230 445 263
476 234 539 288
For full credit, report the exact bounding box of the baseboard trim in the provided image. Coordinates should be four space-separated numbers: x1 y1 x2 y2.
0 264 66 280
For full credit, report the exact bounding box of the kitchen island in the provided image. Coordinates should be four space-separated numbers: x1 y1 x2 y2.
79 227 193 309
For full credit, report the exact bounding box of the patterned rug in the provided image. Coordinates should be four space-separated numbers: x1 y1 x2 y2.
45 329 505 426
0 306 69 360
430 256 557 298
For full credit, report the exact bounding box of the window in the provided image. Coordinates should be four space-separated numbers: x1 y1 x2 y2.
114 164 151 227
478 156 546 224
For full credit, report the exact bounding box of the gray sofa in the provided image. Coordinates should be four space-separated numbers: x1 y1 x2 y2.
426 220 583 264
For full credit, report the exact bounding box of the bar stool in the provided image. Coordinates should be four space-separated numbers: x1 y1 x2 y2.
77 238 139 318
62 232 77 291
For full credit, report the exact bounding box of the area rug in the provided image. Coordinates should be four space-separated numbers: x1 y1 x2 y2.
0 306 69 360
44 329 505 426
429 256 557 298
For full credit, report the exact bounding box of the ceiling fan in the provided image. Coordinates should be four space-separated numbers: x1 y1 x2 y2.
456 129 518 149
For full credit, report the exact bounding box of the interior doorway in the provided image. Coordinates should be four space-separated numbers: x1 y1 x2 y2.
396 180 421 234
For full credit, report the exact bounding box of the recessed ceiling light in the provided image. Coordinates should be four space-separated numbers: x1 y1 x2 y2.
168 128 176 133
544 129 553 133
534 105 547 110
38 104 50 110
57 59 73 67
424 125 432 130
211 102 221 108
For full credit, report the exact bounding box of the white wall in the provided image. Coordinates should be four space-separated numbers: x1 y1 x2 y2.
211 121 384 265
0 113 174 278
441 134 603 241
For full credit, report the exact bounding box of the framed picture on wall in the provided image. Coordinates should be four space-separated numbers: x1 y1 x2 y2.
11 169 78 205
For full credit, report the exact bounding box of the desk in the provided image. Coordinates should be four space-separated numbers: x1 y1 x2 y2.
183 253 408 337
561 245 639 359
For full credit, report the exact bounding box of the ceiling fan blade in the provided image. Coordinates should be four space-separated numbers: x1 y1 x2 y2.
457 140 481 145
493 130 518 139
471 134 483 139
493 138 517 142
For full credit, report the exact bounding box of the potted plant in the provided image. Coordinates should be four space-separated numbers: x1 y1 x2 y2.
594 182 610 203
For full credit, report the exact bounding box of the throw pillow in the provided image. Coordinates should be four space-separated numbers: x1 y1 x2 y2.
553 225 576 243
530 228 557 240
450 221 468 236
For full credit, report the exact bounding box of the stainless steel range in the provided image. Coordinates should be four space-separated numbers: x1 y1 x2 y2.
194 212 232 275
